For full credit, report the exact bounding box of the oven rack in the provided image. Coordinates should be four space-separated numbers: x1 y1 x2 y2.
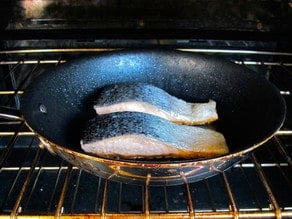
0 48 291 219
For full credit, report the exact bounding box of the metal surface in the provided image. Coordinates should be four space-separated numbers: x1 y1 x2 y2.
1 1 292 43
11 49 285 185
0 46 292 218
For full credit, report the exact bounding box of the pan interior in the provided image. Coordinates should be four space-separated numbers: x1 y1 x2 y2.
20 50 286 162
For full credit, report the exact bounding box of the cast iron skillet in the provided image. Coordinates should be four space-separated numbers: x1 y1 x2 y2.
1 50 286 185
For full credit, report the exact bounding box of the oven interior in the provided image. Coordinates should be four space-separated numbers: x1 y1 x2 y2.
0 1 292 218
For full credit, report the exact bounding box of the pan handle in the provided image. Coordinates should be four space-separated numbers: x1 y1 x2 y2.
0 106 24 121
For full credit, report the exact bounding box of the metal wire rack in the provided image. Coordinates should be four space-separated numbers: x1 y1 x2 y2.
0 47 291 218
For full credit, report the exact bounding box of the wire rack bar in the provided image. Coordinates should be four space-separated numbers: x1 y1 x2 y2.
0 60 67 65
0 132 35 136
47 162 64 213
70 169 82 214
204 179 217 212
238 164 262 210
234 61 292 66
100 179 109 218
251 154 281 219
265 141 292 187
0 48 120 55
1 210 292 219
94 177 103 213
1 63 20 81
1 60 292 67
8 63 21 109
144 174 151 219
10 148 42 219
222 172 239 219
5 63 39 107
180 172 194 219
0 91 24 95
273 136 292 167
1 48 292 56
22 152 46 210
179 48 292 56
0 166 79 171
0 123 24 167
0 163 289 171
55 165 72 219
163 186 169 213
276 130 292 136
0 137 35 211
0 90 289 96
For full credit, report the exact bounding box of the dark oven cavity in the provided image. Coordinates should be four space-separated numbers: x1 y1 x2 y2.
0 39 291 218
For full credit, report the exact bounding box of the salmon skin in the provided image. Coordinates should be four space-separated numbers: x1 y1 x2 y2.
80 112 229 159
94 83 218 125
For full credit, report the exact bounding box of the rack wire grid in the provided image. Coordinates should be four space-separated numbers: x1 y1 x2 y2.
0 45 291 219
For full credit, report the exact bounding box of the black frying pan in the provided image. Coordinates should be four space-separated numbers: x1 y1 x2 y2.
1 50 286 185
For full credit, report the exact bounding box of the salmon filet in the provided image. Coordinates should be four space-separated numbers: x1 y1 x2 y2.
80 112 229 159
94 83 218 125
